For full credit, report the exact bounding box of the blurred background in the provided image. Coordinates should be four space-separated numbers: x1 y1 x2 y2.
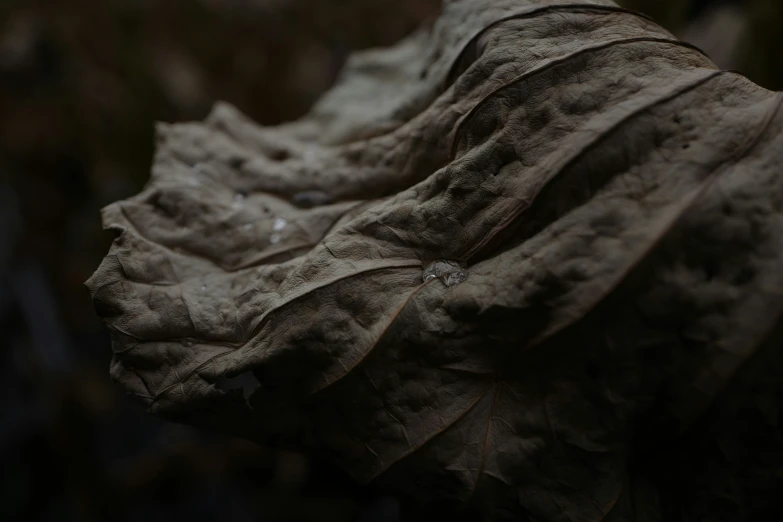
0 1 780 521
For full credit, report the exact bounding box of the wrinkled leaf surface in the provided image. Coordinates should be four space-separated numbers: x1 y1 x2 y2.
88 1 783 520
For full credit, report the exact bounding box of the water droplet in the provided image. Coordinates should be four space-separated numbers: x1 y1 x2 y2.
273 217 287 231
180 339 194 347
232 193 245 210
244 223 253 231
201 285 207 292
422 260 468 287
443 271 469 287
270 233 282 245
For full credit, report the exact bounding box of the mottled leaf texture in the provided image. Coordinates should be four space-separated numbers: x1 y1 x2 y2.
87 1 783 520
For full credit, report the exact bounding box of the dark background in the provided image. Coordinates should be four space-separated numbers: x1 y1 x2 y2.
0 1 780 521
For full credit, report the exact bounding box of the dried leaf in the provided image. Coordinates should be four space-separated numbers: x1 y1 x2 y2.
87 1 783 520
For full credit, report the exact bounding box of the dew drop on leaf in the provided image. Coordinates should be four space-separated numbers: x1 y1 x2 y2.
273 217 287 231
422 260 468 287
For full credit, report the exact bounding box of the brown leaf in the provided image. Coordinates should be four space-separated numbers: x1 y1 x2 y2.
87 1 783 520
